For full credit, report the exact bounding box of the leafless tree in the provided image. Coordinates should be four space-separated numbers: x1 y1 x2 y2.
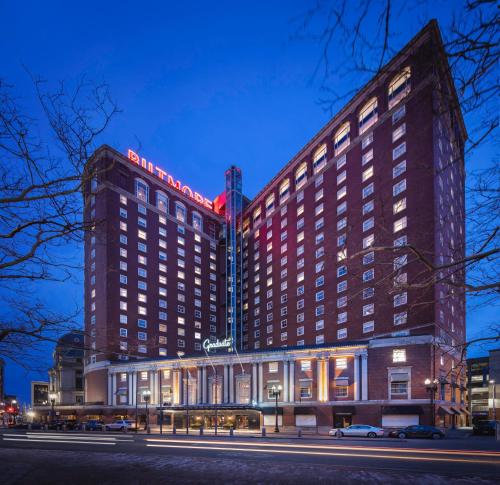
293 0 499 374
0 75 119 367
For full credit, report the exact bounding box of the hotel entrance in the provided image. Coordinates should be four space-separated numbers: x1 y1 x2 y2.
161 405 261 430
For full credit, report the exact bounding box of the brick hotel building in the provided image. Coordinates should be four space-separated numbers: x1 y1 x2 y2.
82 21 468 430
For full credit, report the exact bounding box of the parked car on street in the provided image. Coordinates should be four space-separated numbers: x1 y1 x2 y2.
104 420 136 431
328 425 385 438
47 420 77 430
389 425 444 439
473 420 497 436
78 420 105 431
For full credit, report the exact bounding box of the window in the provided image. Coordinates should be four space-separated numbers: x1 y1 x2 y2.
363 217 374 232
295 162 308 189
391 381 408 395
363 287 374 299
313 144 327 173
362 148 374 166
363 234 374 248
393 160 406 178
337 170 346 185
337 296 347 308
337 265 347 277
362 132 373 149
362 183 374 199
393 349 406 363
135 179 149 203
301 360 311 371
363 269 374 281
268 362 278 373
156 192 169 213
334 122 350 155
279 178 290 202
392 123 406 142
337 312 347 324
192 212 203 232
362 166 373 182
392 105 406 123
388 67 411 108
337 186 347 200
335 385 348 397
337 217 347 231
393 198 406 214
363 303 374 316
316 275 324 287
393 179 406 196
316 319 324 330
394 311 408 326
362 200 374 215
337 280 347 293
336 154 346 170
394 292 407 307
359 97 378 133
393 142 406 160
337 201 346 216
363 251 374 265
394 216 407 233
337 328 347 339
265 193 275 215
363 321 374 333
175 202 186 222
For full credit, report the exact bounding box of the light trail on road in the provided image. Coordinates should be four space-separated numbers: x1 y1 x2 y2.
145 442 500 465
145 438 500 458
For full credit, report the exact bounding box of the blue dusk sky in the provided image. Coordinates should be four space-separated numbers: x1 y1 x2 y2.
1 1 497 403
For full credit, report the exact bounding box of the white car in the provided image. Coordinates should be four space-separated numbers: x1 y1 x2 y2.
329 425 385 438
105 420 136 431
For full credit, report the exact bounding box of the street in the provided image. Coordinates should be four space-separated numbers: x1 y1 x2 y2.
1 430 499 484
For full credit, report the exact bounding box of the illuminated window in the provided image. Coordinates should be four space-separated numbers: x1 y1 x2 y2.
393 198 406 214
388 67 411 108
362 166 373 182
359 97 378 134
268 362 278 373
156 191 169 213
334 122 350 155
135 179 149 203
313 144 327 173
192 212 203 232
295 162 308 189
336 357 347 369
253 206 262 224
393 216 407 233
392 349 406 363
175 202 186 223
279 178 290 202
265 193 275 215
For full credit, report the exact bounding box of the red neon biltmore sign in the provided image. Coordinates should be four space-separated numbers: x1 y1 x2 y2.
127 149 215 212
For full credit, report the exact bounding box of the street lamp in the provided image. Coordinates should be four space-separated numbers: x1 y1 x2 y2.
424 379 438 426
142 390 151 433
270 384 282 433
490 380 496 421
49 393 57 423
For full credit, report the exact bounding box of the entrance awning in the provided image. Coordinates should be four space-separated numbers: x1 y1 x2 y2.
382 406 424 415
332 406 356 414
437 406 454 416
260 407 283 415
157 404 261 412
294 407 316 415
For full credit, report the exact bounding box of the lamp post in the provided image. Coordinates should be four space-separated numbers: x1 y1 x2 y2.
142 389 151 433
424 378 438 426
270 384 282 433
490 380 496 421
49 393 57 423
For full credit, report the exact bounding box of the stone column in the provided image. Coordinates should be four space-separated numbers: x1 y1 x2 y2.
252 363 257 402
354 355 360 401
258 362 264 403
229 364 235 403
361 354 368 401
283 361 289 402
107 372 113 406
197 368 202 404
202 366 207 404
325 358 330 401
289 360 295 402
223 365 229 403
132 371 137 406
112 373 118 406
128 373 134 406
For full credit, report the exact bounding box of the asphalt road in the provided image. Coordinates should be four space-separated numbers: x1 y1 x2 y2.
1 430 499 484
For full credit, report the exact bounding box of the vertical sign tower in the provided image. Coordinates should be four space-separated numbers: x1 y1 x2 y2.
224 166 243 351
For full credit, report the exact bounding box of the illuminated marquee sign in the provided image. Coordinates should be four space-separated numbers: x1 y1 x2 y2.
127 149 215 212
202 337 233 353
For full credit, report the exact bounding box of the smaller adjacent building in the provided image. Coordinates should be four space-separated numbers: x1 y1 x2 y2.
467 348 500 423
31 381 49 407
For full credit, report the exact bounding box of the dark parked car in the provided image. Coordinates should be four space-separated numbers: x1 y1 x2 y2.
47 420 77 430
78 420 105 431
13 422 43 430
389 425 445 439
473 420 497 436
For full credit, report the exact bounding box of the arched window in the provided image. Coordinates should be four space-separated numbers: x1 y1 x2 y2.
265 193 275 215
313 144 327 173
175 201 186 223
295 162 308 189
156 191 169 213
358 98 378 134
388 67 411 108
279 178 290 203
334 123 350 155
192 212 203 232
135 179 149 203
